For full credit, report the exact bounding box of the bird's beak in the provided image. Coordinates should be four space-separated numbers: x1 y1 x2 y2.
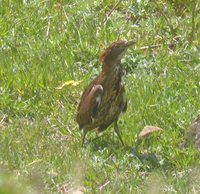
125 40 136 47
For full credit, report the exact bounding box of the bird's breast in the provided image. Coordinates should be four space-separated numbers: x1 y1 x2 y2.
97 69 125 120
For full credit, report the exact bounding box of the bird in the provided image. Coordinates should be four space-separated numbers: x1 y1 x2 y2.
76 40 135 146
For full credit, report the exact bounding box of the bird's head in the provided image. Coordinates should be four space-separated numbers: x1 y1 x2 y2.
100 40 135 65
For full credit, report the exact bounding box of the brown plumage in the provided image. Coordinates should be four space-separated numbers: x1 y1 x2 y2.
76 40 135 146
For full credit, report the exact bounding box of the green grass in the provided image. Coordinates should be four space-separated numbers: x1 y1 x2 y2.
0 0 200 193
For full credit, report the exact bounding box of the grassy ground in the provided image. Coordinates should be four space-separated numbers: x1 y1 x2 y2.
0 0 200 193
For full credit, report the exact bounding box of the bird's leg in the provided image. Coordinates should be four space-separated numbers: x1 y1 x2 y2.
114 120 124 146
82 128 87 147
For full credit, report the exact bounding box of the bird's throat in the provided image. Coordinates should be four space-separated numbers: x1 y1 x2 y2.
102 61 121 74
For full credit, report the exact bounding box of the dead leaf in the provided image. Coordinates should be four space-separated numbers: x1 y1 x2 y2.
56 80 82 89
58 183 86 194
139 125 164 139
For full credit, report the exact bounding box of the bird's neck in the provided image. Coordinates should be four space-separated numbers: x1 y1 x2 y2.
102 61 121 74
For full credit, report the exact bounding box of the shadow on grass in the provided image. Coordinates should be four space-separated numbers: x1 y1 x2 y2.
82 132 162 170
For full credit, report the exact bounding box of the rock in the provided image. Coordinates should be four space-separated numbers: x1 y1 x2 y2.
180 114 200 149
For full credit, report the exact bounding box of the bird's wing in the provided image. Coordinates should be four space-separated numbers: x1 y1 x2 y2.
77 84 103 128
91 85 104 118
